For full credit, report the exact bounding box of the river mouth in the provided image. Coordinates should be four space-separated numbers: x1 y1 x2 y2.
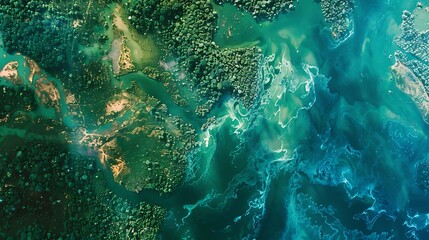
2 0 429 239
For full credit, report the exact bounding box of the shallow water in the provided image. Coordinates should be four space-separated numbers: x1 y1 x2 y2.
2 0 429 238
160 0 429 239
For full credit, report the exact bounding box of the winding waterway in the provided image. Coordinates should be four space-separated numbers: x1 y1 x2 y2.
2 0 429 238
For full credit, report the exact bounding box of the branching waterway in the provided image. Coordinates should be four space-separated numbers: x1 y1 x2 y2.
2 0 429 239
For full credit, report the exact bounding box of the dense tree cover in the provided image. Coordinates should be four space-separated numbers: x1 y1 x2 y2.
0 0 74 73
215 0 295 20
129 0 262 115
128 0 183 34
0 0 118 77
320 0 354 41
0 143 166 239
0 86 37 119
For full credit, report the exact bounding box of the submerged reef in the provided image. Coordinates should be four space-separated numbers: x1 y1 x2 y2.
416 160 429 193
3 0 429 239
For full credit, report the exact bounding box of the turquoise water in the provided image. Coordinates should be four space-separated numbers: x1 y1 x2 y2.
161 0 429 239
2 0 429 238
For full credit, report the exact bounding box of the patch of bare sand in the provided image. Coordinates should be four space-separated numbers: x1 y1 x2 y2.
108 38 122 75
108 36 135 75
110 4 160 69
391 60 429 123
35 77 61 111
106 98 130 116
24 57 42 83
0 61 21 84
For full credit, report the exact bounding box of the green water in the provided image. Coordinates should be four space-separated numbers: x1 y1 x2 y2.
2 0 429 239
162 0 429 239
119 72 204 129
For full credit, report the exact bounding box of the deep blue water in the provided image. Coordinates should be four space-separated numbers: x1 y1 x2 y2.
159 0 429 239
1 0 429 239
